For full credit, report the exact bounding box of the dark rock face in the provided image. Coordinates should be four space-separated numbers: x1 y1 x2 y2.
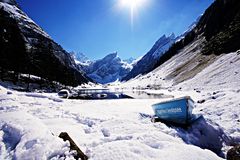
0 7 27 74
154 0 240 70
199 0 240 55
0 2 89 86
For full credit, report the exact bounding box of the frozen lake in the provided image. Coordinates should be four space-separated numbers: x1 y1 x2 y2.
67 89 174 100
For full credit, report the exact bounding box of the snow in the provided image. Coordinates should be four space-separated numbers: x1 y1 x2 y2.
176 52 240 91
71 52 93 67
175 15 201 42
0 2 51 39
0 111 75 160
117 50 240 157
119 37 207 89
152 33 175 59
123 57 136 65
0 85 224 160
77 52 133 84
0 2 238 158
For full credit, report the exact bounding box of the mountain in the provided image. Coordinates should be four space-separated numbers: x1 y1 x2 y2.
151 0 240 83
76 52 133 84
175 15 201 42
72 52 91 65
122 33 176 81
0 0 90 86
197 0 240 55
70 52 92 67
121 0 240 89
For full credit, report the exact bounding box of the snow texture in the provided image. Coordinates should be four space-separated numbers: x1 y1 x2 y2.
117 50 240 157
0 84 225 160
0 111 75 160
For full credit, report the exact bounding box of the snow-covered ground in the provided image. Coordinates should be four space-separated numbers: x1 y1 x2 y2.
0 84 225 160
114 50 240 158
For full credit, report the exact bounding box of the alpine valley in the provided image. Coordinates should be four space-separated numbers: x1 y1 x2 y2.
0 0 240 160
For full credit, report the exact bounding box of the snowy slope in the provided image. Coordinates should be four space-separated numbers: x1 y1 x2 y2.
0 2 50 39
0 86 223 160
118 49 240 152
119 41 240 91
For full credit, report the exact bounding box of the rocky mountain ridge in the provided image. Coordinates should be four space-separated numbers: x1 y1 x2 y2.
0 0 90 86
74 52 133 84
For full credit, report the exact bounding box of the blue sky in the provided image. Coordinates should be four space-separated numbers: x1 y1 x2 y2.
16 0 213 60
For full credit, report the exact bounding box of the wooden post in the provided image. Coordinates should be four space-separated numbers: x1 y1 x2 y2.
59 132 88 160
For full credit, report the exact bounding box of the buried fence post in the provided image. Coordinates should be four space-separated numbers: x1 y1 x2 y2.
59 132 88 160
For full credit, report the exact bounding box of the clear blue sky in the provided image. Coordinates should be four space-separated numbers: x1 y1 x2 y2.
16 0 213 60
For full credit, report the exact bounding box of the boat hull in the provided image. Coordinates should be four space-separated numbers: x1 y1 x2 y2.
152 97 194 124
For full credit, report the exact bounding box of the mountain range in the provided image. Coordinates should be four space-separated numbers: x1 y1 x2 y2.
0 0 90 86
73 52 135 84
0 0 239 87
121 0 240 89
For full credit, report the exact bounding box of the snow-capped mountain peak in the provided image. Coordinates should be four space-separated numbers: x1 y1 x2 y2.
74 52 135 84
152 33 176 59
101 52 120 62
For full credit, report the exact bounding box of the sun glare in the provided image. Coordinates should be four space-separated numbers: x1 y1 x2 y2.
120 0 145 9
121 0 142 8
119 0 147 29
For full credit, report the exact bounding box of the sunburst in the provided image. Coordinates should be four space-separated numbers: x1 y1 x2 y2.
119 0 147 28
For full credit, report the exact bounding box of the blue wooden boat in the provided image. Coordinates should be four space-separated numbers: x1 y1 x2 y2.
152 96 195 125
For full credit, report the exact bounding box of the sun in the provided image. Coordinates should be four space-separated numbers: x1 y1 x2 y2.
120 0 145 10
119 0 147 28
